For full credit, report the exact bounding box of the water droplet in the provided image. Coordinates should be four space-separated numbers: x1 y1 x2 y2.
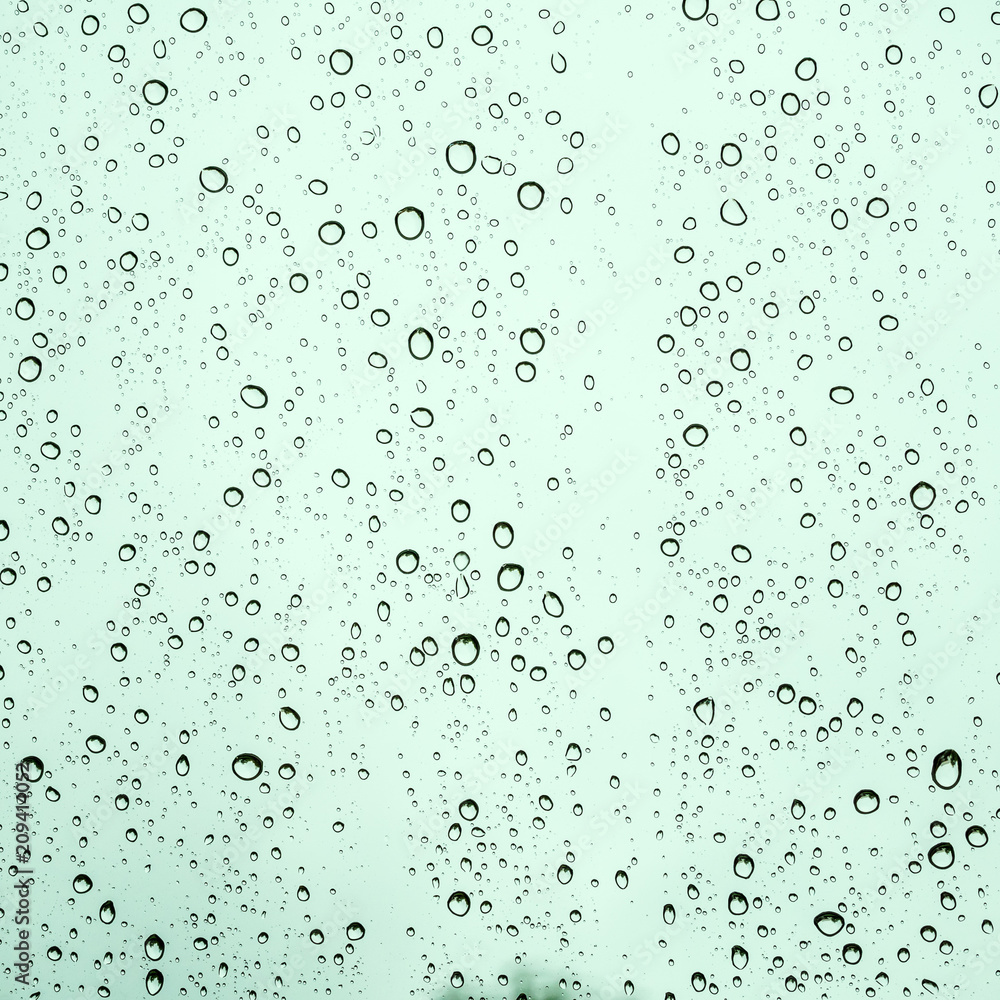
18 356 42 382
930 749 961 789
445 140 477 173
909 481 936 510
928 842 955 869
693 696 715 725
452 634 480 665
396 550 419 574
199 166 227 192
394 206 425 240
447 891 471 916
853 789 880 814
408 327 434 359
232 753 263 780
240 384 268 408
720 198 748 225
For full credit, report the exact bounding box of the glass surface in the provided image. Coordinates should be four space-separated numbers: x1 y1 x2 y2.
1 3 997 998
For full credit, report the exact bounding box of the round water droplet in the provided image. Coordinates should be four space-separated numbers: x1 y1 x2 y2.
928 842 955 869
408 327 434 359
394 206 425 240
980 84 998 109
329 49 353 74
396 549 419 574
733 854 754 878
146 969 164 996
100 900 116 923
853 789 880 814
830 385 854 404
142 79 168 105
660 132 680 155
346 921 365 940
223 487 244 507
199 166 228 192
446 140 477 173
180 7 207 32
557 863 574 884
452 634 480 665
492 521 514 548
517 182 545 210
683 423 709 446
447 891 471 916
410 407 434 427
909 481 936 510
930 748 961 789
73 873 94 894
615 869 629 889
731 544 752 563
318 220 345 245
966 825 989 848
240 384 267 408
18 356 42 382
26 226 50 250
232 753 263 780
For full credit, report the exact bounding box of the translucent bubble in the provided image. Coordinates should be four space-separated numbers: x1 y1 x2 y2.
853 789 880 814
720 198 748 225
180 7 208 32
240 384 268 408
517 182 545 210
661 132 680 155
446 140 477 173
199 166 228 192
329 49 353 74
909 481 936 510
396 550 419 574
683 423 709 446
18 356 42 382
452 634 480 665
232 753 263 780
447 891 472 916
928 842 955 869
394 206 425 240
318 220 345 245
142 79 168 105
408 327 434 359
930 748 961 789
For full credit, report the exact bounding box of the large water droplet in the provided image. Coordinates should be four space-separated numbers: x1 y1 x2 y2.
232 753 263 780
930 748 961 789
452 634 480 665
240 384 267 408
